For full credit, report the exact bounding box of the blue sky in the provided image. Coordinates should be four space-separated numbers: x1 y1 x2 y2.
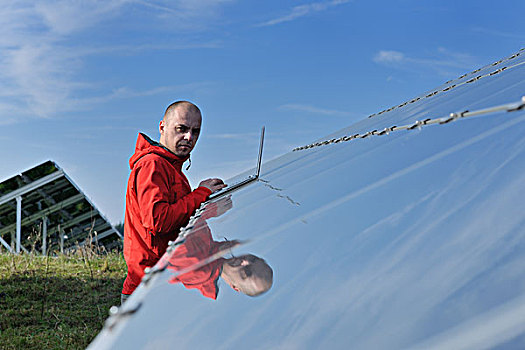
1 0 523 223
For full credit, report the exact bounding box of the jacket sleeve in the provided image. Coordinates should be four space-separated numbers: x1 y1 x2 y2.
134 157 212 235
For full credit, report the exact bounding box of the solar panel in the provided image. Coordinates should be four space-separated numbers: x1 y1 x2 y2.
0 161 122 254
89 48 525 349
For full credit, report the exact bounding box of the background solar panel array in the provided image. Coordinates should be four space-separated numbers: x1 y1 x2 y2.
0 160 121 254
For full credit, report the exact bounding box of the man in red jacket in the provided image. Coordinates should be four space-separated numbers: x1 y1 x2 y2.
121 101 226 302
161 213 273 300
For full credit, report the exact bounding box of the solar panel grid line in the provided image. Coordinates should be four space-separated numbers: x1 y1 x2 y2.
293 96 525 151
26 179 69 205
367 49 524 119
50 222 110 253
0 161 60 200
0 193 84 236
37 183 75 219
93 227 120 241
18 174 71 220
75 222 111 244
1 201 20 223
63 227 115 254
60 170 122 240
0 170 64 206
46 211 100 236
38 179 83 222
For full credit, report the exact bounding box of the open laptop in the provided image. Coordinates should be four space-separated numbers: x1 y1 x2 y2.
208 126 265 200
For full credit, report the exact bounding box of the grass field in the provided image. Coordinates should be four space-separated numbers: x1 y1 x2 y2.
0 251 126 349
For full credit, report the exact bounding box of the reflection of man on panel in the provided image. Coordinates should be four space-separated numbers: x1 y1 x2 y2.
121 101 225 303
163 216 273 300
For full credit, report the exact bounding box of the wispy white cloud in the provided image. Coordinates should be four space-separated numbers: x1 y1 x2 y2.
81 82 217 105
136 0 237 30
134 0 179 14
471 27 525 40
373 50 405 64
81 41 224 56
0 0 231 123
207 132 259 140
34 0 129 35
373 47 480 77
0 117 18 126
279 103 354 117
257 0 351 27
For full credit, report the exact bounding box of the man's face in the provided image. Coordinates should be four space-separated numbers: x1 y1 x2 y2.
159 106 202 157
223 254 272 295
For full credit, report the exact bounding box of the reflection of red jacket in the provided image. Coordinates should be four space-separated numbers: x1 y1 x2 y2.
164 225 225 300
122 133 211 295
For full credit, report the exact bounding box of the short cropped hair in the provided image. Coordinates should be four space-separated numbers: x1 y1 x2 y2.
163 100 201 121
242 258 273 297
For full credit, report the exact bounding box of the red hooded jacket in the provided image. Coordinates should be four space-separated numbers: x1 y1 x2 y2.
122 133 212 295
163 223 225 300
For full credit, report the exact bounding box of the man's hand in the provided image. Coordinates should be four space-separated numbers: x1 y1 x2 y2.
199 178 227 193
215 195 233 217
203 195 233 219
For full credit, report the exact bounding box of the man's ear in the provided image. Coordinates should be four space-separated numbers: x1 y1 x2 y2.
231 285 240 292
159 120 165 133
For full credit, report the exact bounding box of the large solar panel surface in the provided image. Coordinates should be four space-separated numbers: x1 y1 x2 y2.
90 48 525 349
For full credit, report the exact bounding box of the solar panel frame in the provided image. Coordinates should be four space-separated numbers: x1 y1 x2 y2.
0 160 122 254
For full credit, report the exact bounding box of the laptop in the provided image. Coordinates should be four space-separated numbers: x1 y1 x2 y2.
207 126 265 200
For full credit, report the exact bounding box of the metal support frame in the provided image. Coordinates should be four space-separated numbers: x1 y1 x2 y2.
0 170 64 206
47 210 99 236
42 216 47 256
16 196 22 253
0 193 84 237
95 228 120 241
60 229 64 254
20 243 29 254
0 164 121 252
0 235 11 252
20 173 73 221
65 228 122 254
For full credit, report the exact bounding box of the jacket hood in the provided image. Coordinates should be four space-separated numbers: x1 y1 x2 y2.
129 133 189 170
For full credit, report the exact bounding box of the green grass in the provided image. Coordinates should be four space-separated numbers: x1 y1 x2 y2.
0 252 126 349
